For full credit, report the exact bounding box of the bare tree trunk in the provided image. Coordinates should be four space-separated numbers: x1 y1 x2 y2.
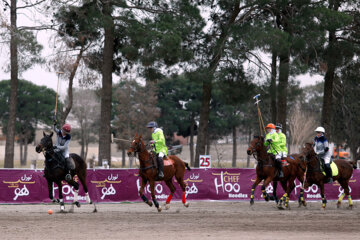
206 134 211 155
4 0 18 168
24 137 28 166
189 117 195 166
195 79 211 167
98 3 114 166
277 51 290 133
122 148 126 167
61 45 85 125
80 121 85 159
20 140 24 166
321 59 335 141
232 126 237 167
270 50 277 123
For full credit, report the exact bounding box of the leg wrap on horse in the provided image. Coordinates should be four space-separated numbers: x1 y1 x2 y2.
182 192 186 204
166 194 173 204
250 188 255 199
141 194 149 203
153 198 159 208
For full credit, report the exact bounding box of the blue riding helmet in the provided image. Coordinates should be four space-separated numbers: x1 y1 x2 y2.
275 123 282 129
146 121 158 128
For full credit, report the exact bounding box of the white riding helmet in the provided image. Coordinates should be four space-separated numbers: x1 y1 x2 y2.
315 126 325 133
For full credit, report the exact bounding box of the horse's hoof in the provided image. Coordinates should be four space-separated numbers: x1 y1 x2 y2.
52 199 60 203
157 206 162 212
321 207 326 211
347 205 353 210
75 201 81 208
165 204 170 210
264 197 269 202
337 202 341 209
250 199 254 205
89 200 93 204
93 208 98 213
184 202 190 208
147 201 153 207
277 204 284 210
60 205 65 212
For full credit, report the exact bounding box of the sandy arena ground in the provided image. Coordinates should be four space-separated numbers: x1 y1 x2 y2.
0 201 359 240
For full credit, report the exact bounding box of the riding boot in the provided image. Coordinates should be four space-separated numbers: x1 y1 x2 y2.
325 163 333 183
277 159 284 178
157 157 164 179
65 157 75 182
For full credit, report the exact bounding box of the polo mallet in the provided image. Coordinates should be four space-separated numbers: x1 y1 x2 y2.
253 94 266 136
54 71 64 122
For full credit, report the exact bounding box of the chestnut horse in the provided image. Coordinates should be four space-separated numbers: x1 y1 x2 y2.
127 134 191 212
301 143 355 209
36 132 97 213
247 136 307 209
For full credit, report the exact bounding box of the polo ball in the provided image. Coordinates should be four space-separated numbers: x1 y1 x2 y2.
48 209 53 215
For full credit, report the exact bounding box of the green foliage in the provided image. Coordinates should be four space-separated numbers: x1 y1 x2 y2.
0 80 56 143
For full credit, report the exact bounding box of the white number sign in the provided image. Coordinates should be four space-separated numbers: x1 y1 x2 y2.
199 155 211 168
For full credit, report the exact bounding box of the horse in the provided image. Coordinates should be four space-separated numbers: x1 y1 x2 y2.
301 143 355 209
35 132 97 213
127 134 191 212
247 136 307 209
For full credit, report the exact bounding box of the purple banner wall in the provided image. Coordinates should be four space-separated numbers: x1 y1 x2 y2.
0 168 359 204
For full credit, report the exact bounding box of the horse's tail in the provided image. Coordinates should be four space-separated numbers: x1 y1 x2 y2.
184 162 191 171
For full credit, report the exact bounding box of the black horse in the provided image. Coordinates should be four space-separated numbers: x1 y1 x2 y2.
36 132 97 212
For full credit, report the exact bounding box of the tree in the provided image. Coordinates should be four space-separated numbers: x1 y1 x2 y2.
113 79 160 167
157 74 201 166
71 88 100 161
1 0 45 168
0 80 55 166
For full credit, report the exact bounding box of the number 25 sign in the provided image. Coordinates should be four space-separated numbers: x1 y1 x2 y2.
199 155 211 168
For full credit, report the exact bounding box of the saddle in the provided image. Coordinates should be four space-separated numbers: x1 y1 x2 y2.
319 160 339 177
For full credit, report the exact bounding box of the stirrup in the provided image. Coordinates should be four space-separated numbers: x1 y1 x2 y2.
65 173 72 182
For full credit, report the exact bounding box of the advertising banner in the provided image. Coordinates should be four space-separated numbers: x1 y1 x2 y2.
0 168 359 203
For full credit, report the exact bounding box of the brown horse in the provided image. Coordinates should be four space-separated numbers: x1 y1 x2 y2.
247 136 307 209
301 143 355 209
127 134 191 212
36 132 97 213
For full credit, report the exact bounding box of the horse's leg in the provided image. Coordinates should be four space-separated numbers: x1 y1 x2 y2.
250 177 262 205
319 182 327 210
139 177 152 207
338 179 353 209
149 180 161 212
68 179 80 208
164 180 176 210
261 177 273 202
277 180 287 209
47 180 58 203
56 181 65 212
176 174 189 208
284 177 296 209
270 181 279 203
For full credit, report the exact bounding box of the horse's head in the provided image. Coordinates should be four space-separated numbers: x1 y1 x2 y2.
127 133 145 157
36 131 54 153
301 143 316 159
247 136 265 155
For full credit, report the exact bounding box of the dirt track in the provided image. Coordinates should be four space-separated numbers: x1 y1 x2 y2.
0 201 359 240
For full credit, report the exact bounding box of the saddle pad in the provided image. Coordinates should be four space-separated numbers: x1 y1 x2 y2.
164 159 174 166
322 162 339 177
281 159 289 167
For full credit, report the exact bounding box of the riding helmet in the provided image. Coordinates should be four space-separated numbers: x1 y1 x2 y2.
146 121 158 128
265 123 275 129
275 123 282 129
62 124 71 134
315 126 325 133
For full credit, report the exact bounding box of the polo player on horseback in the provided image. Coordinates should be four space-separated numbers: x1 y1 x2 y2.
275 123 288 159
147 121 167 179
53 120 75 181
313 126 333 183
264 123 283 178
